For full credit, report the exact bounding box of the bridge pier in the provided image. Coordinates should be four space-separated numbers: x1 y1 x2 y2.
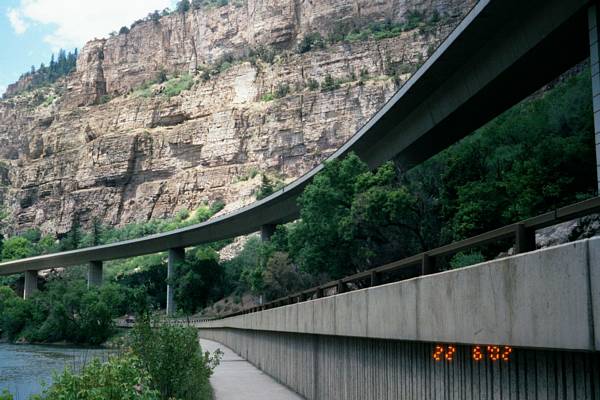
23 270 38 299
167 247 185 317
589 4 600 193
87 261 103 288
260 224 276 241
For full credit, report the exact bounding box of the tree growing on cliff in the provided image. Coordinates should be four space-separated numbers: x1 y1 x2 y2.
177 0 191 13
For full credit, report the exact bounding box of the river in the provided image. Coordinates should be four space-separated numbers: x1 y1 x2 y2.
0 343 114 399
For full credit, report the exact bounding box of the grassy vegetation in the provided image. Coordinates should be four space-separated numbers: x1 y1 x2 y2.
261 93 275 102
163 73 194 97
132 72 194 99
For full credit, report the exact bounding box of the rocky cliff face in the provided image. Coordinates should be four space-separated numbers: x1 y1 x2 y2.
0 0 474 235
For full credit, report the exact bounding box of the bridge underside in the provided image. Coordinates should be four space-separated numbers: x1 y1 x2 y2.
199 329 600 400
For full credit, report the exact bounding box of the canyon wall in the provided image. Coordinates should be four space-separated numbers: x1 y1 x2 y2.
0 0 474 235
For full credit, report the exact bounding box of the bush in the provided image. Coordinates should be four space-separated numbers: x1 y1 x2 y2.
320 74 340 92
261 93 274 102
156 69 168 84
2 236 34 260
119 26 130 35
274 83 290 99
0 390 13 400
0 281 132 344
163 74 194 97
129 319 221 399
449 251 485 269
297 32 325 53
263 252 309 300
34 355 160 400
307 78 319 90
254 174 284 200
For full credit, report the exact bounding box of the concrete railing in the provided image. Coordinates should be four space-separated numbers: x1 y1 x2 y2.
197 240 600 399
199 238 600 351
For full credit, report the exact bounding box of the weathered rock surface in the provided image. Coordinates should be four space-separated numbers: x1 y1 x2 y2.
0 0 474 235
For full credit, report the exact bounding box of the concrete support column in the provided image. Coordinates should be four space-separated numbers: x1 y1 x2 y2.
23 270 38 299
260 224 276 241
167 247 185 317
589 4 600 193
87 261 103 288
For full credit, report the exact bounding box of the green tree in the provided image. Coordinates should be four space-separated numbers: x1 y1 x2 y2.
1 237 34 260
60 215 82 250
129 318 220 400
177 0 191 13
262 252 310 300
175 247 223 314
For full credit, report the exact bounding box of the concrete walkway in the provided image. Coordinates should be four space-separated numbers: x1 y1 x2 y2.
199 339 304 400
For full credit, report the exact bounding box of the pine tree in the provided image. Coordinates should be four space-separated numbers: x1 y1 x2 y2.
177 0 191 13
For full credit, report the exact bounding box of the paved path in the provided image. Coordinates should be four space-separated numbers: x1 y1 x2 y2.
200 339 304 400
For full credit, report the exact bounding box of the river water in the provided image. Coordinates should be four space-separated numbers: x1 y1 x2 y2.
0 343 114 399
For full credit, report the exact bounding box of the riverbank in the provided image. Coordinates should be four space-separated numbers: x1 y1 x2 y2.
0 320 219 400
0 327 129 349
0 343 114 399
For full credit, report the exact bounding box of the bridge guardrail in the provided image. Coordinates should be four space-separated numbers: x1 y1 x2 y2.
210 196 600 320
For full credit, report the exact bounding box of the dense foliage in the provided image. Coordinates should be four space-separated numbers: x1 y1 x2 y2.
0 281 132 345
221 68 594 299
31 356 161 400
129 318 220 399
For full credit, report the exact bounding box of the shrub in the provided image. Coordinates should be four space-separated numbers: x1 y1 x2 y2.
263 252 309 300
163 74 194 97
119 26 130 35
307 78 319 90
254 174 284 200
34 355 160 400
98 94 113 104
248 45 275 64
155 69 168 84
274 83 290 98
209 199 226 215
297 32 325 53
2 236 34 260
129 319 221 399
449 251 485 269
261 93 274 102
0 281 131 344
321 74 340 92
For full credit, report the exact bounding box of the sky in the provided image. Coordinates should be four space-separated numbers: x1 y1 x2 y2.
0 0 178 96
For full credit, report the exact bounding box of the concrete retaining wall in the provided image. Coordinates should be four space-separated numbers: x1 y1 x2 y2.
200 238 600 351
199 328 600 400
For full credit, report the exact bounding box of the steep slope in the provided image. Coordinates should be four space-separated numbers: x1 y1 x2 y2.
0 0 475 235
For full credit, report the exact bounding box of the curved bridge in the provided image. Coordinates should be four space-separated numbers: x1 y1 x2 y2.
0 0 594 286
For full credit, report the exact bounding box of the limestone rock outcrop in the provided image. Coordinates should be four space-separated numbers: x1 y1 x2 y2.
0 0 474 235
